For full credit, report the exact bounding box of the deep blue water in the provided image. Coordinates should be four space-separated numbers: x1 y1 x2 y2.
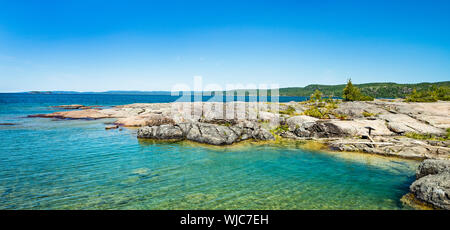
0 94 418 209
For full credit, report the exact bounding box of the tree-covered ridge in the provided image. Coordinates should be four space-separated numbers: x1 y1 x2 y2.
279 81 450 98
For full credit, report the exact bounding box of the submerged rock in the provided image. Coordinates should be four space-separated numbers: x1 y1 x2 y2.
51 104 85 109
105 125 119 130
0 123 16 125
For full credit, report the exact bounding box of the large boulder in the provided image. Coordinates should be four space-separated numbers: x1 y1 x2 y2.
186 123 240 145
258 111 280 124
137 124 184 140
294 121 346 138
416 159 450 179
410 172 450 210
286 115 318 131
137 121 274 145
250 128 275 141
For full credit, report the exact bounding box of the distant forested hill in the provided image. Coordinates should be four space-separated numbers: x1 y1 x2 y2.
23 81 449 99
279 81 450 98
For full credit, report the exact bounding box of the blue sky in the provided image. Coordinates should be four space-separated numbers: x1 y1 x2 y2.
0 0 449 92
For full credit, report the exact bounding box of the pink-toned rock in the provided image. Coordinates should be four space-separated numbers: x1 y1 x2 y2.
28 109 109 119
114 116 148 127
114 114 175 127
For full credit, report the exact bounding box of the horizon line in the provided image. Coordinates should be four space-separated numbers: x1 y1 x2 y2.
1 80 449 94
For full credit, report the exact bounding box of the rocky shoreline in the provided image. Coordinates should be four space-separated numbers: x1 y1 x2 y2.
29 100 450 159
29 99 450 209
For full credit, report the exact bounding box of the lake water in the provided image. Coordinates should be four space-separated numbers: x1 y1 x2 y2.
0 94 418 209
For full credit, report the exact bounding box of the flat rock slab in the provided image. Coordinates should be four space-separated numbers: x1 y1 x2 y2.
329 119 394 136
29 109 109 119
379 113 445 135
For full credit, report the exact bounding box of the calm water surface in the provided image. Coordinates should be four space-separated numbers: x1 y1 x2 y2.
0 94 418 209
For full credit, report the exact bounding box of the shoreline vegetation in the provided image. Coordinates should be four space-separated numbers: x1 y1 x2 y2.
25 80 450 210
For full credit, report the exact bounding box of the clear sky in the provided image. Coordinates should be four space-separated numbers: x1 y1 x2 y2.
0 0 449 92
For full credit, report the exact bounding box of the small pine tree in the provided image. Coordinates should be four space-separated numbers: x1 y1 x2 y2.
310 89 323 102
343 79 360 101
342 79 374 101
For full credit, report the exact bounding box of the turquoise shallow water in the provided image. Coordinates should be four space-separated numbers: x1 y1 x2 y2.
0 94 418 209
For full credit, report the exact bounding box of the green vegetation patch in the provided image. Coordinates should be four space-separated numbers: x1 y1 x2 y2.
405 86 450 102
271 124 290 134
404 129 450 141
301 94 345 119
362 111 375 117
279 105 296 116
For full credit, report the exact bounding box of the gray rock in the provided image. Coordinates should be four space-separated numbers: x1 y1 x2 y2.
251 128 275 141
416 159 450 179
426 140 450 148
328 119 394 136
145 114 175 126
333 101 387 118
387 122 416 134
137 124 184 140
176 122 194 135
286 115 318 131
294 121 347 138
410 172 450 210
258 111 280 126
379 113 445 135
186 123 239 145
137 121 274 145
